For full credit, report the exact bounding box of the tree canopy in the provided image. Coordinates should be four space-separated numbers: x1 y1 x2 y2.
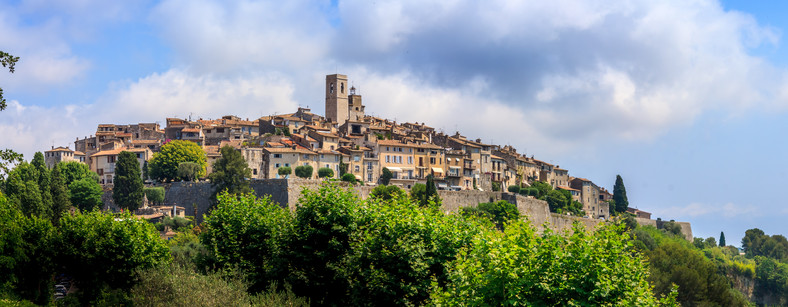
113 151 144 211
208 145 251 199
380 167 392 185
613 174 629 214
294 165 313 179
148 140 206 182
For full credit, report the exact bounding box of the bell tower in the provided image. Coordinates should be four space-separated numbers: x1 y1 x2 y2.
325 74 349 126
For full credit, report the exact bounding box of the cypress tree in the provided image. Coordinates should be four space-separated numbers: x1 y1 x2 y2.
50 163 71 225
113 151 144 211
719 231 726 247
425 174 438 204
612 175 628 215
31 152 53 218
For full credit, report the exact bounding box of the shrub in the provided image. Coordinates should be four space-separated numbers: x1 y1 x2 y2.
507 185 520 193
278 166 292 178
294 165 313 179
143 187 165 205
370 185 404 200
341 173 356 184
491 182 500 192
380 168 393 185
318 167 334 178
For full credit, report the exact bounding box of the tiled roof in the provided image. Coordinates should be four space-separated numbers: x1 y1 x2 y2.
46 146 73 153
264 146 316 155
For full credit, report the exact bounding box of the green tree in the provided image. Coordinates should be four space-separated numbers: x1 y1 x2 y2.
59 161 98 185
177 161 201 181
0 149 23 183
49 163 70 225
339 157 348 176
507 185 520 193
142 160 149 182
410 183 427 205
613 174 629 215
461 200 519 231
278 166 292 178
318 167 334 178
0 51 20 111
425 174 439 205
30 152 52 218
208 146 251 199
143 187 165 205
69 178 103 211
294 165 313 179
113 151 144 211
341 173 356 184
370 184 405 200
491 182 500 191
56 210 170 302
148 140 206 182
380 167 393 185
720 231 726 247
201 192 292 292
531 181 552 199
545 189 569 213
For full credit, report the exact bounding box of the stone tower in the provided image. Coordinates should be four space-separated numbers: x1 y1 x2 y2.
348 86 365 121
325 74 349 126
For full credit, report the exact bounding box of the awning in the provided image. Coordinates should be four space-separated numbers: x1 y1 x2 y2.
455 158 460 162
355 175 363 180
386 167 402 172
431 167 444 173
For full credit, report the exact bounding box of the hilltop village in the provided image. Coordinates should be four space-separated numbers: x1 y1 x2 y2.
44 73 637 220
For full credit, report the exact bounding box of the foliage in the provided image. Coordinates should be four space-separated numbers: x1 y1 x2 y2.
132 264 249 306
530 180 552 199
461 200 519 231
68 178 103 211
49 163 71 225
338 156 348 176
661 221 683 236
4 162 48 218
425 174 440 205
410 183 427 205
380 167 392 185
163 216 193 232
720 231 726 247
318 167 334 178
294 165 313 179
177 161 202 181
613 174 629 215
370 184 405 200
648 242 749 306
201 192 292 292
491 181 500 191
142 160 149 182
143 187 165 205
341 172 356 184
167 230 212 270
432 222 674 306
0 149 23 183
113 151 144 211
56 210 171 301
59 161 98 185
277 166 292 178
507 185 520 193
209 145 252 200
742 228 788 262
31 152 53 218
545 189 584 215
148 140 207 182
754 256 788 305
0 51 20 111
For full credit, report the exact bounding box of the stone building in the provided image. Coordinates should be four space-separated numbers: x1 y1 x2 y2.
44 146 85 168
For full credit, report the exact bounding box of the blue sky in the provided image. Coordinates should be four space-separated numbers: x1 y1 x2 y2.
1 0 787 245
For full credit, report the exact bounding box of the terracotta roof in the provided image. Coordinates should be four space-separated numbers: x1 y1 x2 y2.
130 139 161 145
264 147 316 155
90 147 149 157
181 128 201 133
418 143 443 150
46 146 73 153
73 151 85 156
556 186 579 192
377 139 419 147
314 131 339 138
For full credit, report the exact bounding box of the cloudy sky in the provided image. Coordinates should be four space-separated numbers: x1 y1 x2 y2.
2 0 787 245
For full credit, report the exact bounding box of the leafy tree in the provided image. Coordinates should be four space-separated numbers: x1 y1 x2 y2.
410 183 427 205
208 146 251 199
142 160 149 182
148 140 206 182
531 181 552 199
425 174 439 205
546 189 569 213
69 178 103 211
432 222 674 306
294 165 313 179
341 172 356 184
720 231 726 247
380 167 393 185
461 200 519 231
113 151 144 211
754 256 788 305
30 152 52 218
507 185 520 193
177 161 201 181
662 221 683 236
143 187 165 205
278 166 292 178
0 149 23 183
56 210 170 302
613 174 629 215
201 192 292 292
370 184 404 200
491 182 500 191
318 167 334 178
59 161 98 185
742 228 788 261
338 157 348 176
49 163 70 225
0 51 20 111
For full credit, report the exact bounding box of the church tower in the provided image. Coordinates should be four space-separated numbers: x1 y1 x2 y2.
325 74 349 126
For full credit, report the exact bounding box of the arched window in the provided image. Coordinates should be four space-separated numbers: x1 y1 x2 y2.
341 83 344 93
330 83 334 94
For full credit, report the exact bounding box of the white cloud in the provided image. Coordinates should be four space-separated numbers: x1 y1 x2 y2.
654 202 761 219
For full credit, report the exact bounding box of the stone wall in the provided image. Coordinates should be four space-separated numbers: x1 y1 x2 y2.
100 180 692 239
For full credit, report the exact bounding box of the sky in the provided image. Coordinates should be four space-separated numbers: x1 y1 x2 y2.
1 0 787 246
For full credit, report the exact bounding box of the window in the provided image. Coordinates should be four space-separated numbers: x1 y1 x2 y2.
304 163 309 166
274 154 282 158
397 156 402 164
353 155 360 162
253 169 258 175
355 165 360 172
430 158 436 164
275 163 280 168
367 162 373 170
386 146 390 151
325 164 329 168
407 156 413 164
217 128 224 133
285 163 290 167
330 83 334 94
303 154 309 159
341 82 344 93
321 154 324 159
386 155 391 163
